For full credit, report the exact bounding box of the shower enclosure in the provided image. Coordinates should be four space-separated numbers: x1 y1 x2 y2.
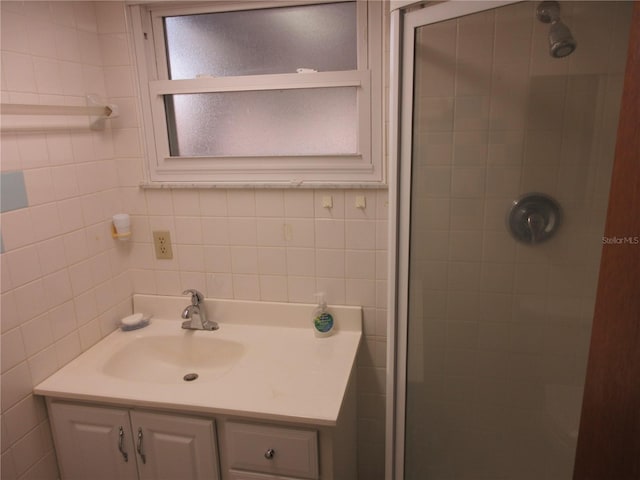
387 1 634 479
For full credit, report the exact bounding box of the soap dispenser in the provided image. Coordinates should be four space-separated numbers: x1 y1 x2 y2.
312 292 334 337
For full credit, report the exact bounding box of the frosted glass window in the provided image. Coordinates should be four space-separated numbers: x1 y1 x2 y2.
131 0 384 184
164 2 357 79
165 88 358 157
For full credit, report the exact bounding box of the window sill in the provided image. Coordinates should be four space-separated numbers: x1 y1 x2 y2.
138 181 388 190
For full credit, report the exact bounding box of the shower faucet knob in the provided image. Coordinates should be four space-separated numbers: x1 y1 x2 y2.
508 193 562 245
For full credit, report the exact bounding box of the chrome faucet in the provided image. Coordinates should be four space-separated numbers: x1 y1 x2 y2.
181 289 218 331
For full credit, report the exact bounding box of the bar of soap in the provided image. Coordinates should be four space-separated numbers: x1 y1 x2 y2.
120 313 150 331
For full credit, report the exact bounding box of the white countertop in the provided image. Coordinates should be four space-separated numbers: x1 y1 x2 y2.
34 295 362 426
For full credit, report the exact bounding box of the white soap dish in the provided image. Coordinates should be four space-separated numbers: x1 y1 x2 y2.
120 313 151 331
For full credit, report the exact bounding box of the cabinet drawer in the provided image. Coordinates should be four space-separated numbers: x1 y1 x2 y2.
226 422 318 479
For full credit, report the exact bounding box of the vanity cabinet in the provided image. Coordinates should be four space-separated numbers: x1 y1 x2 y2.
49 402 219 480
47 396 357 480
35 296 362 479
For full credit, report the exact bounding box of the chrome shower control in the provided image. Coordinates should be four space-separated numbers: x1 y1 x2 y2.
507 193 562 245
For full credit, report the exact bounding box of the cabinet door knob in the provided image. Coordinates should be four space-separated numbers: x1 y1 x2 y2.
264 448 275 459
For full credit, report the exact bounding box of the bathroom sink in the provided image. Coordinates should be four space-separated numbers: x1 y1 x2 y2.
102 335 245 384
34 294 363 425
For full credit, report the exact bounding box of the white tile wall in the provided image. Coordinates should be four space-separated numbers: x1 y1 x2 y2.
0 2 389 479
0 3 131 478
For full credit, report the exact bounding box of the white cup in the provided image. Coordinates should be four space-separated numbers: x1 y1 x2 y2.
112 213 131 239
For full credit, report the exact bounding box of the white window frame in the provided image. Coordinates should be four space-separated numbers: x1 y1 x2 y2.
129 0 384 187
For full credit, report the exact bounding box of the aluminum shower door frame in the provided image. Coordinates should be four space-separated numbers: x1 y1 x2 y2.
386 2 521 479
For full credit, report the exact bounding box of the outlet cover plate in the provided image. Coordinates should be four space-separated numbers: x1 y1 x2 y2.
153 230 173 259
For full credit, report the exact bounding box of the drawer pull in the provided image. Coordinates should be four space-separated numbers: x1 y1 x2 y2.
118 426 128 462
137 427 146 464
264 448 275 459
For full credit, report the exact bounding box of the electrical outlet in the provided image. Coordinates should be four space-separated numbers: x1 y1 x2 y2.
153 230 173 259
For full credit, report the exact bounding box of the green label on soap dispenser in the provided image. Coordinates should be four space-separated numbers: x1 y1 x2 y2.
314 312 334 333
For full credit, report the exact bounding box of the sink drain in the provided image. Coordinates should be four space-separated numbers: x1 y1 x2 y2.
183 373 198 382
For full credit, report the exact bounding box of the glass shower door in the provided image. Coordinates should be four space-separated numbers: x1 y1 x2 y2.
401 1 633 479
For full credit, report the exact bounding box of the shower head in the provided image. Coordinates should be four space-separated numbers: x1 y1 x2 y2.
548 20 577 58
536 1 577 58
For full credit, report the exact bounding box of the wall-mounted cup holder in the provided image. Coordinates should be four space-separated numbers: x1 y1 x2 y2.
507 193 562 245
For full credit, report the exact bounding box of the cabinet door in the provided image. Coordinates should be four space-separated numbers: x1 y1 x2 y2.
49 402 138 480
130 411 219 480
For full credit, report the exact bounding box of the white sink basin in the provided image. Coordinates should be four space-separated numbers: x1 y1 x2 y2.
34 295 362 425
102 335 245 384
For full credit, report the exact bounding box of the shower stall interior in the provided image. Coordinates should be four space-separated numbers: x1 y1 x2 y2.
388 1 634 479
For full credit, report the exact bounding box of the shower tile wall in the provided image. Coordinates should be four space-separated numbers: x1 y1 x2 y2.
0 2 388 479
408 2 631 479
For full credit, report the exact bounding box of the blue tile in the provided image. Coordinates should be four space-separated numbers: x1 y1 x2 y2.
1 171 29 213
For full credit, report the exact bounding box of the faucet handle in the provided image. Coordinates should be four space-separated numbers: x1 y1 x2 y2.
182 289 204 306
